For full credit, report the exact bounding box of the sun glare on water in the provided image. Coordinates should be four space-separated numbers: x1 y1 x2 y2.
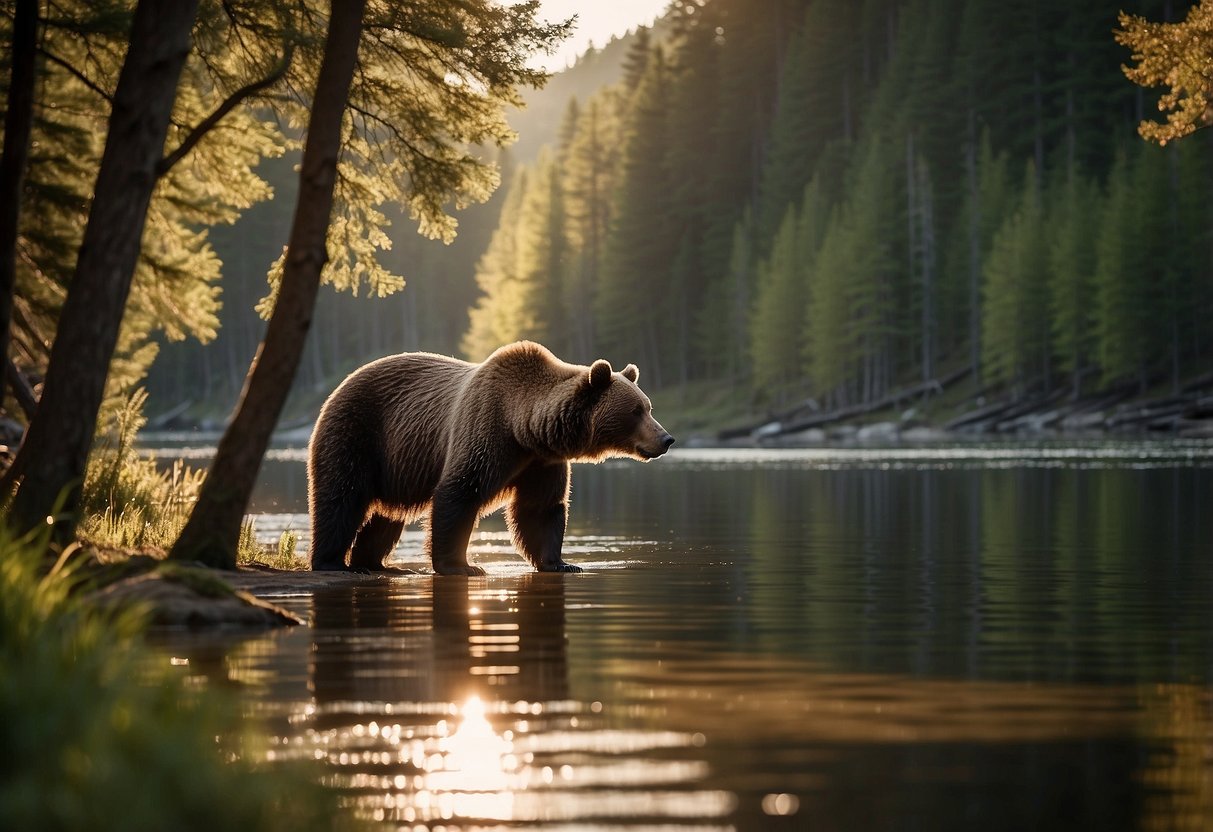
421 696 519 820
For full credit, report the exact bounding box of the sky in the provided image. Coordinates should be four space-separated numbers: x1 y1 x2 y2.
533 0 671 71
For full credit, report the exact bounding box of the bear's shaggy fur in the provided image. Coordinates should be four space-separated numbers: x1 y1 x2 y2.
307 341 674 575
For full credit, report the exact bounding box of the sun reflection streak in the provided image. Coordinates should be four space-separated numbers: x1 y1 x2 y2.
422 696 519 821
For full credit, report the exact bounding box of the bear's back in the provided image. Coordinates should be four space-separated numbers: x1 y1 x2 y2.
312 352 477 501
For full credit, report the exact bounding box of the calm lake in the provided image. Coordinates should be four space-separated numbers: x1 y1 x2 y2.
153 442 1213 831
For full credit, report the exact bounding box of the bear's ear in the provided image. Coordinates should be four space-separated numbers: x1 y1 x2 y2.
589 359 614 390
621 363 639 383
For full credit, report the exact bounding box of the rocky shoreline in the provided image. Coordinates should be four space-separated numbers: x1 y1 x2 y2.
716 375 1213 446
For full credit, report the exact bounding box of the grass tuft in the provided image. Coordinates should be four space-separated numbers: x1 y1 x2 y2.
78 389 204 551
236 519 305 571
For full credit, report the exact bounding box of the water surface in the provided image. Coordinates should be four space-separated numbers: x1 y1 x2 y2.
156 443 1213 831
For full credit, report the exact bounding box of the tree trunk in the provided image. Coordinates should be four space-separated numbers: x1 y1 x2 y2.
919 158 936 384
965 108 981 383
170 0 366 569
0 0 38 385
4 0 198 540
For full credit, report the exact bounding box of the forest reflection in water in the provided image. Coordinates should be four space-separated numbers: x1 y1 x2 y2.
155 444 1213 831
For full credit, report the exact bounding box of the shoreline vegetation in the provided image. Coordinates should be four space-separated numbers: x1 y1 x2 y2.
0 530 364 831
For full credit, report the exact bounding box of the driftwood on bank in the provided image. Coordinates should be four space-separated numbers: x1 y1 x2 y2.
720 367 1213 443
720 366 970 441
947 379 1213 436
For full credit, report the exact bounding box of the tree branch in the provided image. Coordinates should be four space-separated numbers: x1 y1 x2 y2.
37 46 113 103
6 358 37 420
156 44 294 177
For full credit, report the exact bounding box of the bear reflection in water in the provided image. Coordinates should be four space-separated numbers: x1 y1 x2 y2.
307 574 569 721
308 341 673 575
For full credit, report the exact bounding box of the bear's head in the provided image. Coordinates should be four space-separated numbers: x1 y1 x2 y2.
584 359 674 461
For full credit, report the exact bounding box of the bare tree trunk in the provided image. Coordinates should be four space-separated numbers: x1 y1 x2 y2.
4 0 198 540
0 0 39 397
170 0 366 569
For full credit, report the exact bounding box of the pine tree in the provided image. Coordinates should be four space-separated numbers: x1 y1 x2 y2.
1092 149 1139 387
842 134 900 404
806 208 853 403
750 208 799 398
944 128 1013 380
620 25 652 92
1047 168 1101 395
464 168 529 359
697 208 754 383
982 161 1049 394
664 1 726 379
171 0 367 568
1093 144 1171 389
561 95 620 358
751 175 829 401
596 47 675 379
517 150 569 351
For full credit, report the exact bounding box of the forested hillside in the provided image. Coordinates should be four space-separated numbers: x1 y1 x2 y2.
464 0 1213 414
136 0 1213 426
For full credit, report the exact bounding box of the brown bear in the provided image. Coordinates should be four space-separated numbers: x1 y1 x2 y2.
307 341 674 575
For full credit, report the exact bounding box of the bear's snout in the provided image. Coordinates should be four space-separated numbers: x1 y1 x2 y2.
635 420 674 460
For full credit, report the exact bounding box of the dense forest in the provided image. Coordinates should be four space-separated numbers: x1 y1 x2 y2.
149 0 1213 424
463 0 1213 412
23 0 1213 427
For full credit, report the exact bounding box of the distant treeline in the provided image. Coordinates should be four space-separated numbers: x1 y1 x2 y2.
463 0 1213 407
146 0 1212 417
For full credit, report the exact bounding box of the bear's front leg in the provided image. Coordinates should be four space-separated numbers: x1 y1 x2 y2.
428 477 487 576
507 461 581 573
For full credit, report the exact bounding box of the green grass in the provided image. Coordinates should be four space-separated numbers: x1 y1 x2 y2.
0 525 360 832
79 390 203 551
236 519 304 571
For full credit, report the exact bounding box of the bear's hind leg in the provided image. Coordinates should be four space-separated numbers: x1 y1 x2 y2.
349 514 406 571
309 485 369 571
507 461 579 573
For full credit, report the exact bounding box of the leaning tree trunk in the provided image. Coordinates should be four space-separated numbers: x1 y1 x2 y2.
170 0 366 569
3 0 199 541
0 0 39 390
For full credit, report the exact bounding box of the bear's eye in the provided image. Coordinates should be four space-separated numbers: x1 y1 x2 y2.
632 404 644 417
